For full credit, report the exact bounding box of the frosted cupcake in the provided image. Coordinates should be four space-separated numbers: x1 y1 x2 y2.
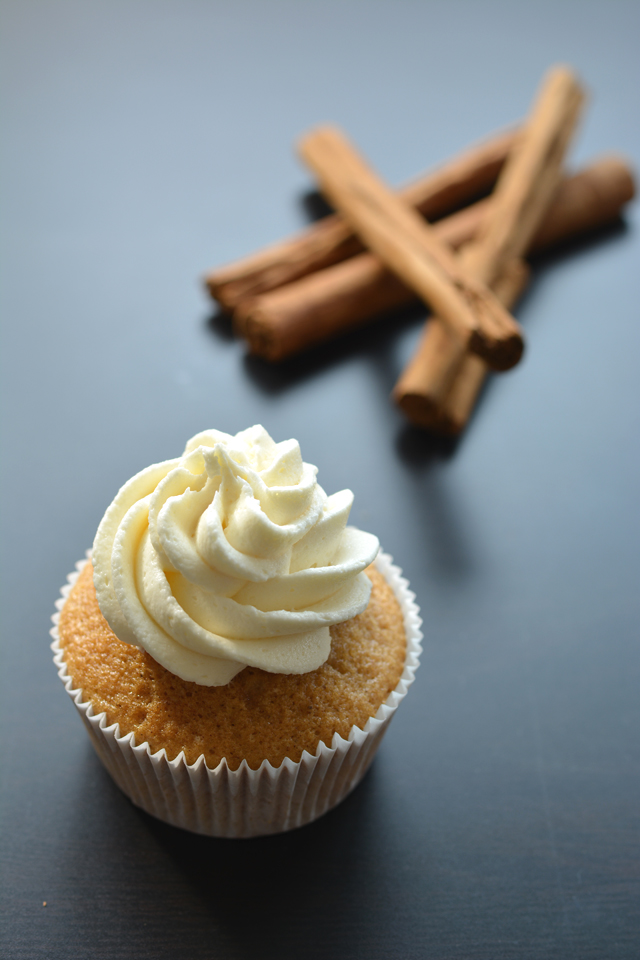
52 426 421 836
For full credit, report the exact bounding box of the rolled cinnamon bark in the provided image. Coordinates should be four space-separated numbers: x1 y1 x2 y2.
298 126 524 371
236 157 634 362
420 168 637 435
462 66 585 287
394 261 529 431
205 128 519 310
395 64 585 418
529 155 634 252
399 154 636 435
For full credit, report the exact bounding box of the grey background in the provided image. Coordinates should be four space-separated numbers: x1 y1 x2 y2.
1 1 638 957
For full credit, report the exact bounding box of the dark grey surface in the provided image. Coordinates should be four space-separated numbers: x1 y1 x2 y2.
1 1 639 957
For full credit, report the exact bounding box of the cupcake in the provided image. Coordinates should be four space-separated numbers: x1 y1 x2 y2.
52 426 421 836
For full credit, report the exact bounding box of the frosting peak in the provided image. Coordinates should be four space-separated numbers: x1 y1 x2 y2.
93 426 379 686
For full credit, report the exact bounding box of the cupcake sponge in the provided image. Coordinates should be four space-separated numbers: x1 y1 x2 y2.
59 562 407 771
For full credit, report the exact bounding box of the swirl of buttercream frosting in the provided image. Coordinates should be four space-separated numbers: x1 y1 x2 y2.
92 426 380 686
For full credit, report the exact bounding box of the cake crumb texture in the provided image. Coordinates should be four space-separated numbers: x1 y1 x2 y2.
58 562 406 771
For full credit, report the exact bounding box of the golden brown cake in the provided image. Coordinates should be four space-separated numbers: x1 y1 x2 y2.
53 426 420 836
59 561 406 771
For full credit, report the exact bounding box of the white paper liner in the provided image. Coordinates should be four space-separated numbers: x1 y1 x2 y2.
51 550 422 838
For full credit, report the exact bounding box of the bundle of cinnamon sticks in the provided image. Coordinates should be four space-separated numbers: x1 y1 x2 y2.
205 66 634 435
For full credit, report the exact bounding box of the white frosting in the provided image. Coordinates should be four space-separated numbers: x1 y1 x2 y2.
92 426 379 686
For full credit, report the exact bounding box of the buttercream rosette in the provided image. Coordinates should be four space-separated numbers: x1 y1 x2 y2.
92 426 380 686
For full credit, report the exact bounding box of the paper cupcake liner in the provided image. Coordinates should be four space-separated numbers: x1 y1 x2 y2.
51 550 422 838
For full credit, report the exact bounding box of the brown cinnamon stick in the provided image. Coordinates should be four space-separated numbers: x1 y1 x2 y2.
298 126 524 371
395 157 636 436
205 128 519 310
394 65 585 423
396 261 529 431
235 157 634 361
460 66 585 287
433 261 530 435
529 155 633 252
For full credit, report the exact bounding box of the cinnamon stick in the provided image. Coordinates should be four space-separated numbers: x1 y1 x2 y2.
396 261 529 431
431 261 530 435
298 126 524 371
459 66 585 287
529 155 633 252
205 128 519 310
413 159 638 436
394 65 585 423
396 160 636 437
235 157 634 361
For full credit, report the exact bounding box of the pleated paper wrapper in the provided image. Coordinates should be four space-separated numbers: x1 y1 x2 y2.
51 550 422 838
